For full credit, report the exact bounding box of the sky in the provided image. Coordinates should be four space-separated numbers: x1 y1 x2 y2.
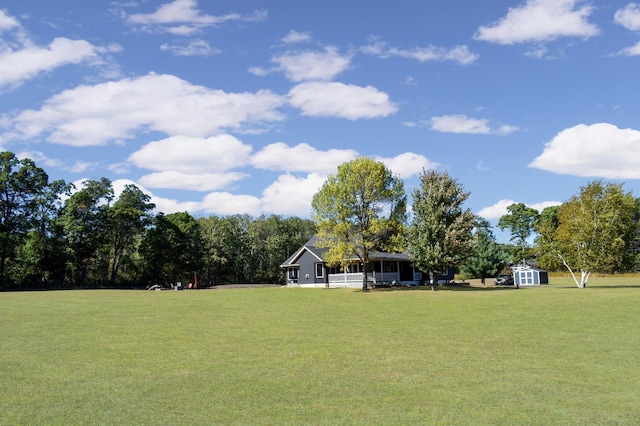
2 0 640 241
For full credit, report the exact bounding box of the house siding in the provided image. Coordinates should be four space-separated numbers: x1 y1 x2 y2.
296 250 327 286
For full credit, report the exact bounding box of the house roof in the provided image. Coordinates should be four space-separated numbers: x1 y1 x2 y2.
280 236 410 267
279 236 327 267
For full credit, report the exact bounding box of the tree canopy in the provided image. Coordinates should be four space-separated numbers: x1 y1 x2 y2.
554 181 637 287
311 157 406 291
408 170 475 288
460 219 507 285
498 203 539 260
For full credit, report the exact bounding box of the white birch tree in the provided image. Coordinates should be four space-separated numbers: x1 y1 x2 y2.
554 181 636 288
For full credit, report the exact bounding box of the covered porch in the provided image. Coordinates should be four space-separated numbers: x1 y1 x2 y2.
327 258 421 288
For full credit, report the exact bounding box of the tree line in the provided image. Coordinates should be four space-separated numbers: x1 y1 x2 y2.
312 157 640 290
0 151 315 289
4 151 638 290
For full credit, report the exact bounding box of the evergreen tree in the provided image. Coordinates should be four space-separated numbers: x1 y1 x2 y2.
461 219 507 284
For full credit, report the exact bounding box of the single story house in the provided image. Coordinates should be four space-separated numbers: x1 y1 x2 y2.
280 237 453 288
512 264 548 286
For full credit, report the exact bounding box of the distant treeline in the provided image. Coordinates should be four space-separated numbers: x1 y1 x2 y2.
0 151 315 290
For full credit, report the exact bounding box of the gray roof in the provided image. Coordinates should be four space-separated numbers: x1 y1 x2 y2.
279 236 327 267
280 236 409 267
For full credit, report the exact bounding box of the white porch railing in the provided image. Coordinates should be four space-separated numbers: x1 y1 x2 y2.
328 272 401 288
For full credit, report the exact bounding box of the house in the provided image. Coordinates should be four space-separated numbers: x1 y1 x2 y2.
280 237 454 288
512 264 548 286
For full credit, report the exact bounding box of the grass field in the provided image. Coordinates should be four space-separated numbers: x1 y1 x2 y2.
1 277 640 425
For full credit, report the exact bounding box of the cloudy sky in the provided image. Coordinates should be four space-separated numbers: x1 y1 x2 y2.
2 0 640 240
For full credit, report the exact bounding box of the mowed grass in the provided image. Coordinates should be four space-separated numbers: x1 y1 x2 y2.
1 278 640 425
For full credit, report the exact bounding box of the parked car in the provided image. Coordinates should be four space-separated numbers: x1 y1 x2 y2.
494 274 514 285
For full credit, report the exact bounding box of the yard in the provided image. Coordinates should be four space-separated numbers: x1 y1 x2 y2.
1 277 639 424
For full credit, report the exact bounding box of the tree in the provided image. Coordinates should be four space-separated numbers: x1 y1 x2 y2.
311 157 406 291
554 181 637 288
533 205 563 271
498 203 539 260
245 215 316 284
107 184 155 286
461 219 507 285
58 178 114 287
408 170 475 289
140 212 204 287
0 152 51 287
16 179 72 288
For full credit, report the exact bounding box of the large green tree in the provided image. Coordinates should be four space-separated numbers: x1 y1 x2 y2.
140 212 204 287
16 179 72 287
311 157 406 291
498 203 539 260
461 219 507 285
0 152 52 287
107 184 155 286
554 181 637 288
58 178 114 287
408 170 475 289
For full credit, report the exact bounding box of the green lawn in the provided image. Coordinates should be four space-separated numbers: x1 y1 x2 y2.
2 278 640 425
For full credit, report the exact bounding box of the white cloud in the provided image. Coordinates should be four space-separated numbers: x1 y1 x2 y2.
150 196 203 215
251 46 352 82
429 115 518 135
375 152 439 179
282 30 312 44
477 199 518 219
529 123 640 178
0 9 20 31
615 3 640 30
4 73 285 146
128 134 252 192
69 160 97 173
160 39 220 56
617 41 640 56
261 173 325 216
129 134 253 173
288 81 397 120
251 142 357 174
529 201 563 212
17 150 103 173
16 150 64 169
0 38 100 89
362 41 479 65
477 199 561 219
0 10 116 91
108 162 131 175
474 0 599 45
270 46 352 82
138 170 247 191
112 178 253 216
200 192 262 216
125 0 267 34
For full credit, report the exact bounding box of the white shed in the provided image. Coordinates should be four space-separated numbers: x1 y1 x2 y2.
512 265 548 286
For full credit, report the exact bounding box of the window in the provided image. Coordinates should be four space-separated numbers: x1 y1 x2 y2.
382 261 398 273
315 263 324 278
518 271 534 285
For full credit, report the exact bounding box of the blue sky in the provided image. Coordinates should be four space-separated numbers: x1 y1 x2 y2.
2 0 640 240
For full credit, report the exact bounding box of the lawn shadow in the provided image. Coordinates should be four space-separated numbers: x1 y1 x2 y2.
371 284 519 292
